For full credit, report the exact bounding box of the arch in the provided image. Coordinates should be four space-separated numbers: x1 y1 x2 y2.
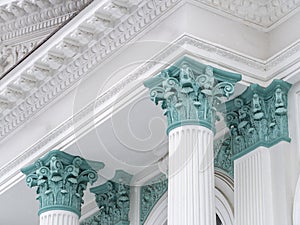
215 170 234 225
144 171 234 225
144 192 167 225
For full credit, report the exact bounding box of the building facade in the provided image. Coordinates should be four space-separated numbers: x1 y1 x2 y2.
0 0 300 225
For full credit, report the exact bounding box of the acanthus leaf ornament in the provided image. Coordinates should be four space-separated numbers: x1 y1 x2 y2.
223 79 292 160
140 178 168 225
21 150 104 216
83 170 132 225
144 57 242 133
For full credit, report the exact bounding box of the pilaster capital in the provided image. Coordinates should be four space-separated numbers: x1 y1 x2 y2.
144 57 241 133
140 178 168 225
224 79 292 160
21 150 104 217
84 170 132 225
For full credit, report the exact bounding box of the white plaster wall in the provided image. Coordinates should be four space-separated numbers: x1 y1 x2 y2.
268 12 300 58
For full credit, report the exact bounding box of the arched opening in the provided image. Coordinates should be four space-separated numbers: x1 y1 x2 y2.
217 214 223 225
144 171 234 225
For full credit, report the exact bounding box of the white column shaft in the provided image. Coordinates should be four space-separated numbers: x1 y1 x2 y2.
40 210 79 225
234 147 274 225
168 125 216 225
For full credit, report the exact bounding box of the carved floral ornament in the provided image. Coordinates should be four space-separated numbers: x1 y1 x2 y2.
223 79 291 159
143 57 242 133
213 79 291 178
21 150 104 216
140 178 168 225
198 0 300 29
81 170 132 225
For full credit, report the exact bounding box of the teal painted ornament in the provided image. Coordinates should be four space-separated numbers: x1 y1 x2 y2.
140 178 168 224
21 150 104 217
82 170 132 225
214 134 233 178
223 79 292 160
144 56 241 134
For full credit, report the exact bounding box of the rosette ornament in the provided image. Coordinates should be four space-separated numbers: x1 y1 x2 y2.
21 150 104 217
144 57 242 133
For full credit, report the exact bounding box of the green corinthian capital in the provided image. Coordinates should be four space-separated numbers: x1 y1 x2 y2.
144 56 242 133
21 150 104 217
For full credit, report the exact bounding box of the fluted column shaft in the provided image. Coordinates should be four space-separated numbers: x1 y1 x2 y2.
40 210 79 225
168 125 216 225
234 147 274 225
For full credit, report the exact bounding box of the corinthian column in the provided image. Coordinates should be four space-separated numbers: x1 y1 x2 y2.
21 150 104 225
144 57 241 225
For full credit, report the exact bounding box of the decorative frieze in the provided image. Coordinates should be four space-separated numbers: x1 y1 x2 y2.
0 41 39 74
198 0 300 30
0 0 91 42
140 178 168 225
21 150 104 216
223 79 291 160
0 0 172 140
144 57 242 133
0 0 93 78
83 170 132 225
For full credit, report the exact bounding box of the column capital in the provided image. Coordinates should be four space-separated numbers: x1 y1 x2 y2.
140 178 168 224
144 56 241 134
21 150 104 217
84 170 132 225
224 79 292 160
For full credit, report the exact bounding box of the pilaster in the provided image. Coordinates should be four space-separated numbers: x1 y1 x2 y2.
222 80 292 225
224 79 291 160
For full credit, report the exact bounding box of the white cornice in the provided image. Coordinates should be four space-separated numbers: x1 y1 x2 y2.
0 0 92 83
0 0 181 141
0 0 91 43
193 0 300 32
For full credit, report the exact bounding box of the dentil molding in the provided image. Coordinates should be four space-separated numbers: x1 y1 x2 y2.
0 0 93 79
196 0 300 31
0 0 91 42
